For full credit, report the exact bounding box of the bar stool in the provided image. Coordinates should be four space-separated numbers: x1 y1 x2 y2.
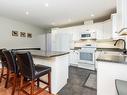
3 50 19 95
17 51 51 95
0 49 10 88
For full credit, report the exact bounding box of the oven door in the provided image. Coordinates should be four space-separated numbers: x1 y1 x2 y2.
79 51 95 64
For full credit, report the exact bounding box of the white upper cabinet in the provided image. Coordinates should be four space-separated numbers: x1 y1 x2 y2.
94 23 103 40
103 19 112 39
116 0 127 31
95 20 112 40
71 27 80 41
111 14 125 40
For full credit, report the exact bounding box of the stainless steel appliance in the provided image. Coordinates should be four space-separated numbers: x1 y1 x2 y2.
80 30 96 39
78 44 96 70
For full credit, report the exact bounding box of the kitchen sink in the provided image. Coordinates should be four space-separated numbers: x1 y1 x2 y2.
102 51 127 56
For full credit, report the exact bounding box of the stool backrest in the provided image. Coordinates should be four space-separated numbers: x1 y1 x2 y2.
3 50 18 73
17 52 35 79
0 49 7 67
0 48 7 61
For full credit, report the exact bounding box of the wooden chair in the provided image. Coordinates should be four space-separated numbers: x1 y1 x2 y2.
17 51 51 95
0 49 10 88
3 50 19 95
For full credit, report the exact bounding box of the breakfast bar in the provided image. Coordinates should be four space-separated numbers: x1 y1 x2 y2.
17 50 69 94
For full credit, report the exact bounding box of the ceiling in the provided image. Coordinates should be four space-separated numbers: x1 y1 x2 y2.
0 0 116 28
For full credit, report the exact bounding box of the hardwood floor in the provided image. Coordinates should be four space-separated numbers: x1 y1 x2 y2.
0 79 54 95
0 79 53 95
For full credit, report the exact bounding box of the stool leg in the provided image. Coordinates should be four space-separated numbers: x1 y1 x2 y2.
5 69 10 88
31 80 34 95
48 72 51 93
37 78 39 87
18 75 24 95
11 74 16 95
0 66 4 83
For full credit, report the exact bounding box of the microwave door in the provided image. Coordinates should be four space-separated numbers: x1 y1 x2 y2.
81 34 91 39
81 34 91 37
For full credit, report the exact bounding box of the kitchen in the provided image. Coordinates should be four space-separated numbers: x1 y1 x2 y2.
0 0 127 95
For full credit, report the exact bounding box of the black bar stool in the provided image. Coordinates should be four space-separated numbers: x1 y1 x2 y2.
3 50 19 95
0 48 10 88
17 51 51 95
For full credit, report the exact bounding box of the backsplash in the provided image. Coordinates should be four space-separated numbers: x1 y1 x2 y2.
74 39 123 49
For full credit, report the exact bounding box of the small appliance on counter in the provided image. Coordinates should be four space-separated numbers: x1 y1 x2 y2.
78 44 96 70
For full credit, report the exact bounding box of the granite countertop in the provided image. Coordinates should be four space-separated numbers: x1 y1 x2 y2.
96 54 127 64
16 50 69 58
71 47 123 52
96 48 123 52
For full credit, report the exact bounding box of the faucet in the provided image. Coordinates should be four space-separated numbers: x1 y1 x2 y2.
114 39 127 54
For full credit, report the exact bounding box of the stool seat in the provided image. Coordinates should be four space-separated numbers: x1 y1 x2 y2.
34 64 51 79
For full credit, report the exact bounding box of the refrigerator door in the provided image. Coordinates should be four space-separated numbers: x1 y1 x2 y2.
52 32 71 52
40 33 51 51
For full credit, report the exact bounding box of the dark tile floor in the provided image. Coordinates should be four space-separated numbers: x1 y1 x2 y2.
58 66 97 95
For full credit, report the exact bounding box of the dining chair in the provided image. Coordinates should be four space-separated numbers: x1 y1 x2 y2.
0 48 10 88
3 50 19 95
17 51 51 95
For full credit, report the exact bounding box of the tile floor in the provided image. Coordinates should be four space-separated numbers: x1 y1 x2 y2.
58 66 97 95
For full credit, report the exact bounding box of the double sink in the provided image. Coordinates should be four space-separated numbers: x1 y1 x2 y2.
102 51 127 57
96 48 127 63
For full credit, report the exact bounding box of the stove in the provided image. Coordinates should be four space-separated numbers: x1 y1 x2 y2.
78 44 96 70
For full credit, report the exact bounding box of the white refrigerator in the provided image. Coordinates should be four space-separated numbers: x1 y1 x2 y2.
40 33 51 51
51 32 71 52
40 31 72 52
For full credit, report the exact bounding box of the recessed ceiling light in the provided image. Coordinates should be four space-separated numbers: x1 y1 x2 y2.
91 14 95 17
51 22 55 25
25 11 29 15
44 3 49 7
68 19 72 22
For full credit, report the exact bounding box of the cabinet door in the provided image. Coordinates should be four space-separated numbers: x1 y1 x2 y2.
69 50 75 64
69 50 79 65
116 0 127 31
103 19 112 39
111 14 125 40
122 0 127 28
95 23 104 40
72 27 80 41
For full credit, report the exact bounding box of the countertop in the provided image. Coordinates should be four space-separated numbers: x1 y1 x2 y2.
16 50 69 58
70 47 123 52
96 48 123 52
96 54 127 64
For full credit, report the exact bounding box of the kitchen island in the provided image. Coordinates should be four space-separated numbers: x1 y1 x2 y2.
17 50 69 94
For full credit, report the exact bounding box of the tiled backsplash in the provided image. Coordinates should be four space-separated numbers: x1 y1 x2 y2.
74 40 123 48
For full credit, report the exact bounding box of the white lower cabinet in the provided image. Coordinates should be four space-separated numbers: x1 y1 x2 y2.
69 50 79 66
95 51 102 69
97 61 127 95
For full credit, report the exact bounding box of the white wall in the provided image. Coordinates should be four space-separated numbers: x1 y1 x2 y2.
0 16 44 49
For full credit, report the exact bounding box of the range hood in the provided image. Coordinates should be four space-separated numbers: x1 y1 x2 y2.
119 28 127 35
